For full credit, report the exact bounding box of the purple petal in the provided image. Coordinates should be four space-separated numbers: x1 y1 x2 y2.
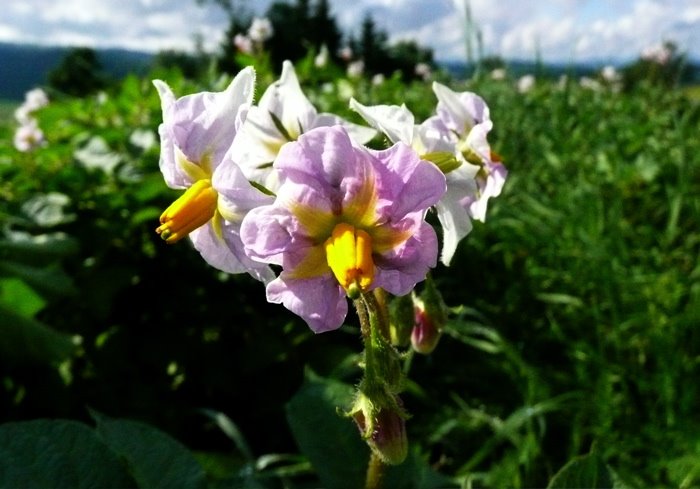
240 206 296 265
190 220 274 283
154 68 255 186
276 125 357 189
213 158 274 217
266 273 348 333
374 222 439 296
370 142 446 219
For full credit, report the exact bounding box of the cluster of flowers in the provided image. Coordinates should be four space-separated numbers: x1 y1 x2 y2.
154 60 506 334
14 88 49 152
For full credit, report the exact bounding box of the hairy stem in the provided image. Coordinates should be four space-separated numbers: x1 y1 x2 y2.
365 451 385 489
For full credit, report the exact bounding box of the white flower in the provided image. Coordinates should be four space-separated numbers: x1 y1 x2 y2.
24 88 49 111
234 33 253 54
230 61 376 191
314 45 329 68
490 68 506 80
517 74 535 93
601 65 620 83
15 87 50 124
248 17 273 43
415 63 432 80
14 119 45 152
372 73 385 86
347 60 364 78
579 76 601 91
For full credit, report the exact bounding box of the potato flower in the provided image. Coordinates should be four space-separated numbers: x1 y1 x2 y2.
230 60 376 192
350 82 507 265
153 67 274 282
432 82 508 223
241 126 446 333
349 98 479 266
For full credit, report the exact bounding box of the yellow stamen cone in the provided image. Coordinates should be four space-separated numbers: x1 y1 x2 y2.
156 179 218 244
325 223 375 295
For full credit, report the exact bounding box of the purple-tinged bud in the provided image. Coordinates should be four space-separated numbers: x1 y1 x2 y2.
410 275 447 354
351 392 408 465
411 302 442 354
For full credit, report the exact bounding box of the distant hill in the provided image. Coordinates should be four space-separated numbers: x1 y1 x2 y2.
439 59 607 80
0 42 153 101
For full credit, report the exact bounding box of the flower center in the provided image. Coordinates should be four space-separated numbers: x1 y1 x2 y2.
156 179 218 243
325 223 375 296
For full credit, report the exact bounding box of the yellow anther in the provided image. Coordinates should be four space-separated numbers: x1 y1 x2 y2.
156 179 218 244
325 223 375 294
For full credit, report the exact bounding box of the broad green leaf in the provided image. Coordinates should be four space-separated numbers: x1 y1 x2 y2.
0 419 135 488
0 233 79 265
91 410 206 489
0 304 77 366
0 277 46 318
547 451 615 489
285 373 368 489
0 261 76 297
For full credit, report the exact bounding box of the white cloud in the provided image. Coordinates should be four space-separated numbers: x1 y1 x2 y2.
0 24 22 42
0 0 698 62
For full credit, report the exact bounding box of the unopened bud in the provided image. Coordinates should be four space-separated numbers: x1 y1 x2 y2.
411 275 447 354
411 303 441 354
389 293 414 347
350 391 408 465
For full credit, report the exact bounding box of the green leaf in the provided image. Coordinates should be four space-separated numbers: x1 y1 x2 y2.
548 451 615 489
91 410 207 489
0 304 77 366
0 277 46 318
285 373 368 489
286 372 456 489
0 261 76 297
0 419 136 488
0 233 79 265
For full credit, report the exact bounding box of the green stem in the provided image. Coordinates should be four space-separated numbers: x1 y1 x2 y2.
362 290 390 341
365 451 385 489
354 297 371 339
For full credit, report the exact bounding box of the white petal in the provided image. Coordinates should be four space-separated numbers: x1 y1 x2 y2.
349 98 414 144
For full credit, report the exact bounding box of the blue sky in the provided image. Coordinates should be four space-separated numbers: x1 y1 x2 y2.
1 0 698 63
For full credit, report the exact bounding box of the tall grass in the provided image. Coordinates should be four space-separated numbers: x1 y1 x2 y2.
422 76 700 486
0 67 698 488
0 99 18 124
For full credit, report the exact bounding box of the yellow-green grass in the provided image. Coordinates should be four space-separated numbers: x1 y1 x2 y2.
683 84 700 101
0 99 18 124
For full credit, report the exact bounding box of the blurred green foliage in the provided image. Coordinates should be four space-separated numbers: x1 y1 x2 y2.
1 52 699 488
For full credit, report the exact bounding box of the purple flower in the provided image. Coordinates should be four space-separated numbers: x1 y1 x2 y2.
153 68 274 282
241 126 446 333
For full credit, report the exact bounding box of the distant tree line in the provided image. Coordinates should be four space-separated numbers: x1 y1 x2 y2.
205 0 434 80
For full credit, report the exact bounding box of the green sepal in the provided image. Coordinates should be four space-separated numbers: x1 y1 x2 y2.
421 151 461 174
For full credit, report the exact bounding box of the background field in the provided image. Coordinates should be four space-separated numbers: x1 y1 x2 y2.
1 47 699 488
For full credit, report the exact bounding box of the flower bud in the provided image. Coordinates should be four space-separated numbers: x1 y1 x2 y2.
411 302 441 354
410 276 447 354
350 391 408 465
389 293 415 347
